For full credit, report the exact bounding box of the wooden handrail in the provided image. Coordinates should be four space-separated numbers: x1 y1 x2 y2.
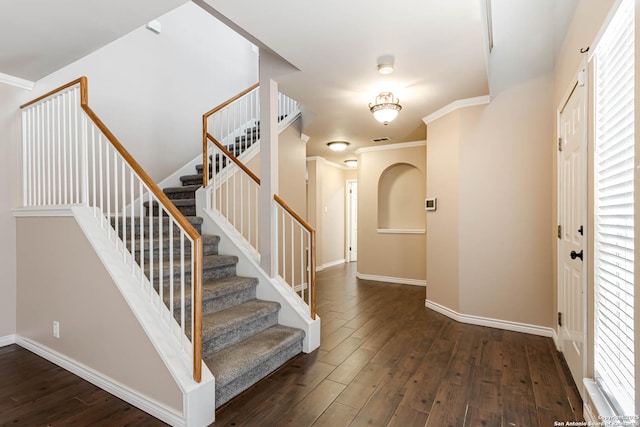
203 83 259 119
273 194 316 320
20 77 86 109
202 83 259 188
207 133 261 185
21 77 204 383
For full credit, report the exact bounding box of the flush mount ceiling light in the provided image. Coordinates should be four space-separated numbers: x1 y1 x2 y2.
376 55 395 75
327 141 350 152
377 63 394 75
369 92 402 125
344 159 358 168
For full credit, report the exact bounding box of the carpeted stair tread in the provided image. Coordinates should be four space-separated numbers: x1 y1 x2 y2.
163 184 201 199
205 325 305 387
129 233 218 246
151 254 238 282
111 215 203 227
202 300 280 339
144 198 196 208
127 234 219 259
166 276 258 314
202 276 258 300
180 175 203 185
111 215 203 237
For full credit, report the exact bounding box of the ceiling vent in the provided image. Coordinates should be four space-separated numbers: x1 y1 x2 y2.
371 137 391 143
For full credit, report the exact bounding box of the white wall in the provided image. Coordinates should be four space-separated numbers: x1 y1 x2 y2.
22 2 258 183
0 1 258 342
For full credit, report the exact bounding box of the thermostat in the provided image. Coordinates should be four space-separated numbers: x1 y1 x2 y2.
425 198 437 211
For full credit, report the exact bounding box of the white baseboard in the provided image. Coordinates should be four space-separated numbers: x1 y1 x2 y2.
0 334 16 347
322 259 345 270
425 299 555 338
16 336 185 426
357 272 426 287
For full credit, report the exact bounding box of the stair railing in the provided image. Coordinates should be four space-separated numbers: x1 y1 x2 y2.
20 77 204 383
274 195 316 319
202 83 260 188
206 135 261 253
201 85 314 319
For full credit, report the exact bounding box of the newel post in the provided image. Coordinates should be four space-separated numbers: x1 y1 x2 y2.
258 72 280 276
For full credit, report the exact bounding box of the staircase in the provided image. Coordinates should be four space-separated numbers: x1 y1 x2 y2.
131 123 305 408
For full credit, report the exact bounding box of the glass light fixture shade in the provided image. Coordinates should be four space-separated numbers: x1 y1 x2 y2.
344 159 358 168
327 141 349 152
377 63 394 74
369 92 402 125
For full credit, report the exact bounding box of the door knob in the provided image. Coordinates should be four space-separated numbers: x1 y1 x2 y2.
570 250 583 261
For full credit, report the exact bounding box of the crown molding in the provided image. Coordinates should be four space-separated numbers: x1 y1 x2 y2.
422 95 491 125
0 72 34 90
305 156 350 170
354 140 426 155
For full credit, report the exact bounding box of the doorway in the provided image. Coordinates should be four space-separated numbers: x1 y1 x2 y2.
557 70 587 397
346 180 358 262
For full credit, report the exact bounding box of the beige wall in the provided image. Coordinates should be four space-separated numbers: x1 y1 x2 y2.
357 144 426 282
278 123 307 215
458 75 553 325
322 162 346 266
426 112 460 311
0 84 24 338
306 158 351 268
16 216 183 412
426 77 554 327
306 159 321 262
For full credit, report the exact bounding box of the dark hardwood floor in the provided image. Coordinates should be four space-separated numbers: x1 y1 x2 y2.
0 344 167 426
0 263 582 426
215 263 583 427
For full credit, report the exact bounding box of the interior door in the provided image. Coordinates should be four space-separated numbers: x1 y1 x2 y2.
347 180 358 262
558 75 586 395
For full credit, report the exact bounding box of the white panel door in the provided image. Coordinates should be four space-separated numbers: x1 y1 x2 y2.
558 77 586 395
347 181 358 261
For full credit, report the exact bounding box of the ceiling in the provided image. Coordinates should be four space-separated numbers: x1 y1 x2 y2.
1 0 577 166
198 0 490 164
0 0 187 82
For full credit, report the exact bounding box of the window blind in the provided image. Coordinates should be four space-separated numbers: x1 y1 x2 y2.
594 0 635 415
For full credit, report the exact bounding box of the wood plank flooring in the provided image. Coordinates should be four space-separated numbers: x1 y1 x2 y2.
0 344 167 426
0 263 582 426
215 263 583 427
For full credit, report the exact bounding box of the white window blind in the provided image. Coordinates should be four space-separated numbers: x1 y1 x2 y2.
594 0 635 415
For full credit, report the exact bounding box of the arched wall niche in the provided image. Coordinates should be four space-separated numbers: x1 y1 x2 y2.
377 162 425 230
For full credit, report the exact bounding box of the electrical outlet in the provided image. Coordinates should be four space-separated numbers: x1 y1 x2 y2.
53 321 60 338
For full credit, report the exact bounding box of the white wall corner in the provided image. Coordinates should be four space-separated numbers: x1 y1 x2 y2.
425 299 555 338
0 334 17 347
183 376 216 427
0 72 35 90
422 95 491 125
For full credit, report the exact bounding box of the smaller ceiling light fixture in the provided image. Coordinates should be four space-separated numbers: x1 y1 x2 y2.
377 63 394 75
369 92 402 125
376 55 395 75
344 159 358 168
327 141 350 152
